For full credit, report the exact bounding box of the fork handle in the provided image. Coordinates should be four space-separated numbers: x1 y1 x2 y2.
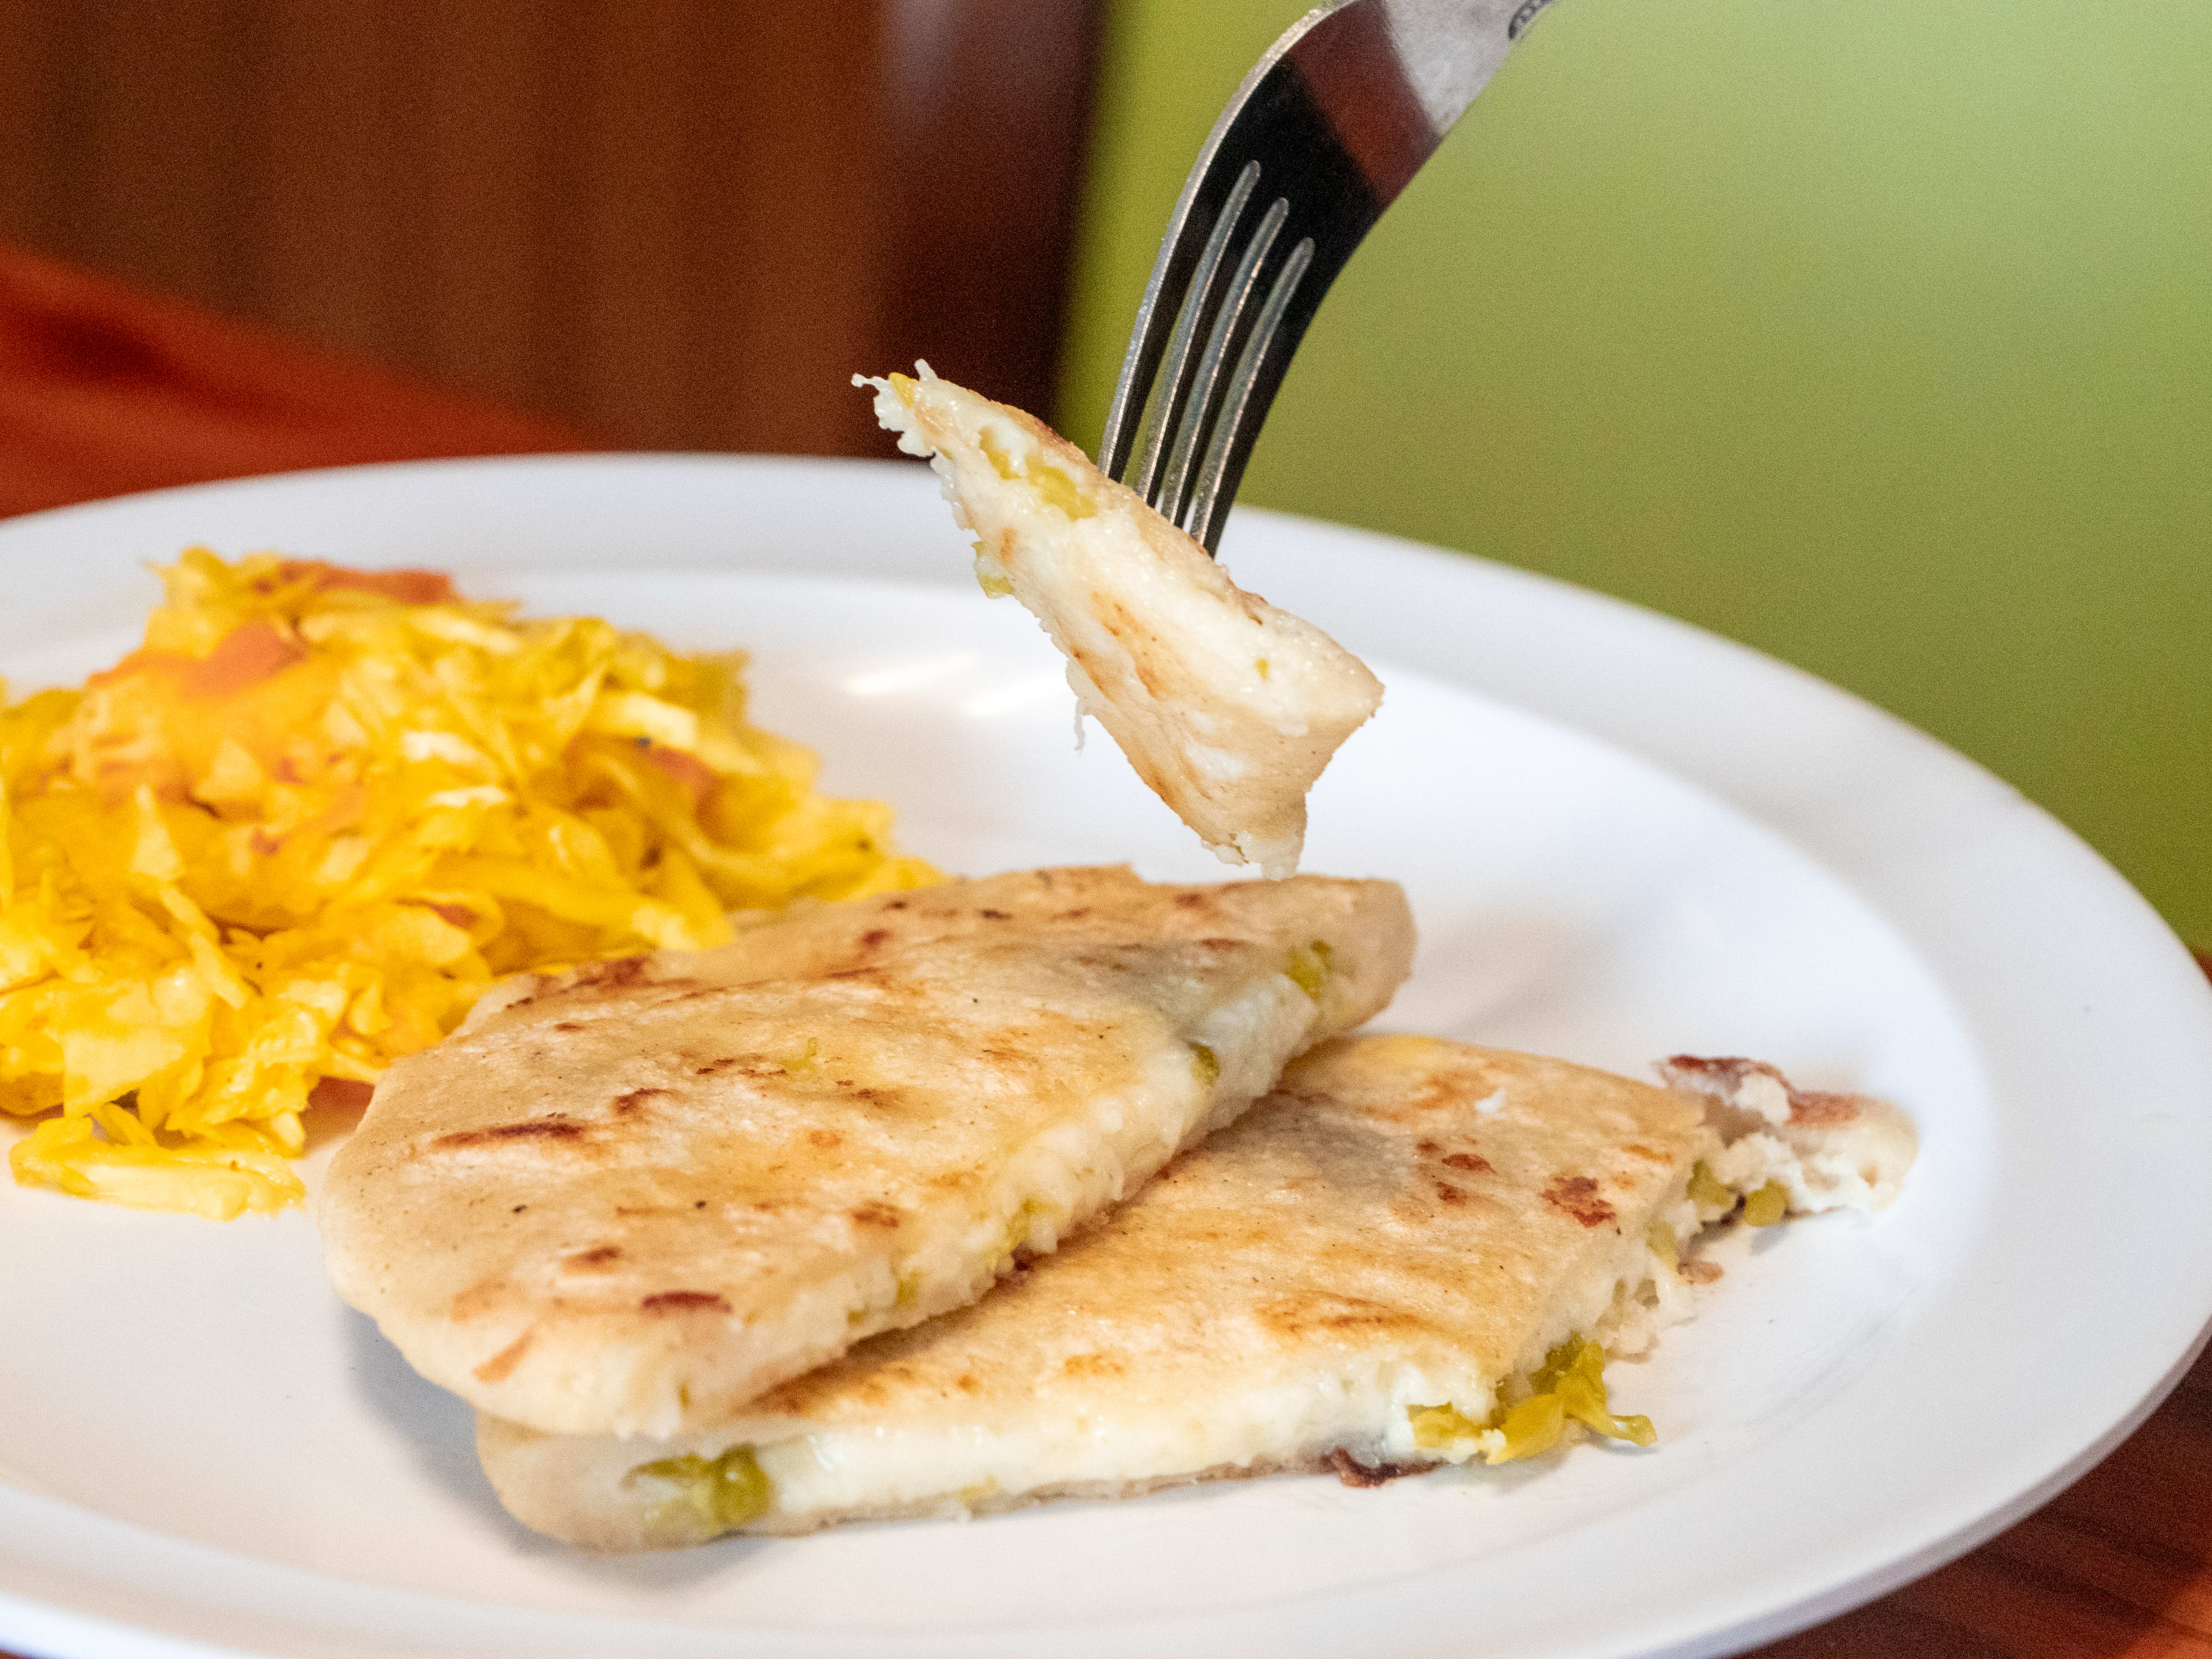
1100 0 1548 550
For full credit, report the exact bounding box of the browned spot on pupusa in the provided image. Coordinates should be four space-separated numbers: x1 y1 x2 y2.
640 1290 729 1314
433 1118 583 1150
551 1021 586 1033
1440 1151 1490 1173
449 1279 512 1321
808 1128 842 1149
1434 1182 1467 1205
562 1244 622 1271
817 1357 923 1410
612 1087 668 1116
1542 1175 1617 1228
530 956 658 1003
1062 1351 1125 1378
858 928 892 949
1790 1090 1862 1127
1325 1448 1422 1487
850 1201 902 1229
1622 1142 1669 1162
1400 1073 1472 1115
1666 1053 1864 1129
1257 1293 1420 1338
472 1330 533 1383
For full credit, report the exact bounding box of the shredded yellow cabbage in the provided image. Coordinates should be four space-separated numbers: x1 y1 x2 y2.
0 551 937 1218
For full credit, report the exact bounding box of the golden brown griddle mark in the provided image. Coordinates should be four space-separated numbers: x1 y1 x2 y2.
639 1291 730 1314
1790 1090 1862 1128
1415 1137 1492 1175
472 1331 533 1383
433 1118 585 1150
1541 1174 1617 1228
1325 1448 1425 1487
1256 1292 1425 1340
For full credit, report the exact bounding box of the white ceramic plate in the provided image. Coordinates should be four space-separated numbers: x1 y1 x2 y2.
2 457 2209 1659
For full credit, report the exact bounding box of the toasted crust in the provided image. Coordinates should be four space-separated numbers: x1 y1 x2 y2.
1656 1054 1919 1212
477 1036 1715 1548
320 868 1413 1437
861 366 1383 877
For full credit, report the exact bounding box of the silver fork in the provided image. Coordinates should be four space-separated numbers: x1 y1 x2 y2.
1098 0 1553 554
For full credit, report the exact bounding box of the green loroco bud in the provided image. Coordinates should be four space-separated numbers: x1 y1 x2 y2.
1285 940 1333 1002
1407 1402 1484 1452
1407 1333 1656 1468
1741 1179 1789 1226
1687 1160 1735 1210
631 1444 774 1541
1537 1335 1657 1449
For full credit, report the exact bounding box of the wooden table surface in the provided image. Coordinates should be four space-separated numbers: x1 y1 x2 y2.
2 243 2207 1659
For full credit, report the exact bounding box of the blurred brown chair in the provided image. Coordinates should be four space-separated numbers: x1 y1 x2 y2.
0 0 1103 514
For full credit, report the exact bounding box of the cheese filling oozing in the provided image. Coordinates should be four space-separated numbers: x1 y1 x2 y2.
597 1187 1702 1542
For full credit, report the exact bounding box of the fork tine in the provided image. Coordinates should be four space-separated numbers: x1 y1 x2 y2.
1098 153 1257 487
1102 0 1535 548
1184 235 1315 554
1116 161 1260 505
1153 194 1289 533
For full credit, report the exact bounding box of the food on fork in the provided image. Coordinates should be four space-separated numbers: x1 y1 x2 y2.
475 1038 1916 1548
0 552 933 1218
320 866 1415 1438
861 365 1383 878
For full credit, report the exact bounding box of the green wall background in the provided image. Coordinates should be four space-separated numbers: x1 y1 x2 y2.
1061 0 2212 942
